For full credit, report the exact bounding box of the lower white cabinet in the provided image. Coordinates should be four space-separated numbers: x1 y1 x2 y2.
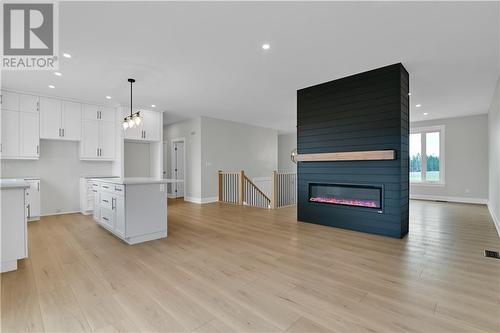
91 179 168 244
25 178 40 221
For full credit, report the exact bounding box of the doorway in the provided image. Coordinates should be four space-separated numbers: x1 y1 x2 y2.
171 138 185 198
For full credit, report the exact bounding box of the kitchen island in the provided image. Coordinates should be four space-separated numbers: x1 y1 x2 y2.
91 177 180 244
1 179 29 272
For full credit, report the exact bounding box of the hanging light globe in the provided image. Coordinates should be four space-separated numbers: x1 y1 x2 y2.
122 120 129 129
133 112 142 126
127 117 135 128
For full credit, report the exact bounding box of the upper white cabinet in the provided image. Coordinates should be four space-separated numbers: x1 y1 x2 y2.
1 110 20 158
19 94 39 113
1 91 20 111
40 97 82 141
80 107 115 161
123 109 161 142
62 101 82 140
1 91 39 159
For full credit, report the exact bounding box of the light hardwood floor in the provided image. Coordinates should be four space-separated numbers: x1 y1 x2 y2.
1 199 499 332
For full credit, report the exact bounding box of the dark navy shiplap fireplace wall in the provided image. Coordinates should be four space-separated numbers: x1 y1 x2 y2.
297 64 409 238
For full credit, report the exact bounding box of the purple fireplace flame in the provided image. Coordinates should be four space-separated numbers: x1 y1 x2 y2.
309 183 382 209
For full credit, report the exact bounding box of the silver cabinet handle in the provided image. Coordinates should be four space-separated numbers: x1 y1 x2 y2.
27 204 31 218
96 148 99 156
102 199 109 203
62 128 65 137
114 187 122 192
112 197 116 210
37 181 40 191
36 145 39 155
102 217 109 221
102 185 109 189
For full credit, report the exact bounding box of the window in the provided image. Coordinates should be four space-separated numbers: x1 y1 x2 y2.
410 125 445 185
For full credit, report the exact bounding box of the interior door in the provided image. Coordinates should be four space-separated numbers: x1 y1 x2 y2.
1 110 20 157
20 112 39 158
172 141 185 198
100 121 115 159
62 101 82 140
40 97 62 139
81 120 100 159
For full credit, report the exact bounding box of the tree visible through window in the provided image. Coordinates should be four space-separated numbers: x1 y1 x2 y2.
409 126 444 184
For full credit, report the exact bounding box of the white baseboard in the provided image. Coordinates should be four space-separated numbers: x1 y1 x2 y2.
41 210 81 217
184 196 218 204
410 194 488 205
167 193 176 199
487 204 500 237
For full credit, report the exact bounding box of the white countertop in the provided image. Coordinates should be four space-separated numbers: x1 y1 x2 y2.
91 177 184 185
0 179 30 189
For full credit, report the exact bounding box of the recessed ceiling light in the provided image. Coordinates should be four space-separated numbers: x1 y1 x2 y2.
62 53 71 58
54 72 62 76
408 92 411 96
151 104 156 108
423 112 429 116
262 43 270 50
105 96 112 100
48 85 55 89
415 104 422 108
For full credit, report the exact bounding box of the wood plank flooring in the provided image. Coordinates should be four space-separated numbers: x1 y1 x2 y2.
2 199 499 332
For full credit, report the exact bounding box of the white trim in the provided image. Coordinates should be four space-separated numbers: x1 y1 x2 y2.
487 204 500 237
410 194 487 205
41 210 80 217
184 196 218 204
167 193 177 199
410 125 445 186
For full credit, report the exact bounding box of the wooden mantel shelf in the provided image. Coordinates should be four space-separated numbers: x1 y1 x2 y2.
295 150 396 162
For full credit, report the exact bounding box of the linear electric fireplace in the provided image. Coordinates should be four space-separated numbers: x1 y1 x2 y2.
297 63 409 238
309 183 382 210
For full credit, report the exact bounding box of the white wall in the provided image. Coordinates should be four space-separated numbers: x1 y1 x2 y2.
410 114 489 203
278 133 297 173
164 118 202 200
1 140 113 215
124 142 150 177
200 116 278 200
488 76 500 231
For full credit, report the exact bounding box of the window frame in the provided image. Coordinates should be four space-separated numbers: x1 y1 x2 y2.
409 125 446 186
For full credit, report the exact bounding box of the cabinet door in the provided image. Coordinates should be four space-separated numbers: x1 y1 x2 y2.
83 104 100 120
81 120 100 159
93 189 100 222
100 107 115 122
142 110 160 141
62 101 82 140
20 112 40 158
26 180 40 219
19 94 39 113
100 121 115 159
114 196 125 237
1 110 20 157
1 91 19 111
40 97 62 139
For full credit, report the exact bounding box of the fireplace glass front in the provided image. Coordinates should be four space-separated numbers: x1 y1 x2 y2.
309 183 382 209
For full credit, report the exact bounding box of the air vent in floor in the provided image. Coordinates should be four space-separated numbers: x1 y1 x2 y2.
484 250 500 259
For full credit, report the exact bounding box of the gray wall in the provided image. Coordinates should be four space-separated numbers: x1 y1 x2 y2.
164 118 202 200
201 116 278 199
1 140 114 215
278 133 297 173
488 76 500 228
410 114 489 202
124 141 150 177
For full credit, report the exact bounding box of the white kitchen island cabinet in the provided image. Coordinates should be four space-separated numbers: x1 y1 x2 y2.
91 178 178 245
1 179 29 273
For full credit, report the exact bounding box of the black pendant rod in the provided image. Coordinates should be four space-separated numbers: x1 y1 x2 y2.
128 78 135 117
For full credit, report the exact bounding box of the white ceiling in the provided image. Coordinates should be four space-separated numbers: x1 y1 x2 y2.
2 1 499 132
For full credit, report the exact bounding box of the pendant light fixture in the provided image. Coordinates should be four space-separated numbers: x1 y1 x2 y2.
123 78 142 130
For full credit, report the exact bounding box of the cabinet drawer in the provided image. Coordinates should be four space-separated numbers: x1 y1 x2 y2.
100 192 113 209
100 183 113 192
112 184 124 195
100 207 114 229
